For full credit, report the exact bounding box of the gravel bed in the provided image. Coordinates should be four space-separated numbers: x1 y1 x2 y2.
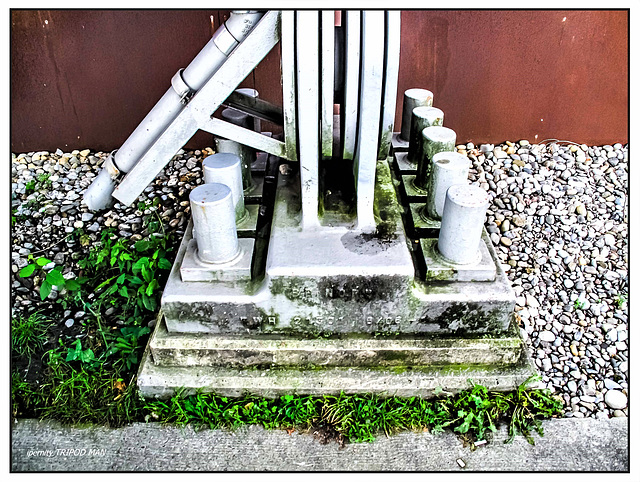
11 140 628 420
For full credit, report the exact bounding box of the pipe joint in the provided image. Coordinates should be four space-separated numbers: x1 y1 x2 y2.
170 69 194 104
212 25 240 56
105 151 121 178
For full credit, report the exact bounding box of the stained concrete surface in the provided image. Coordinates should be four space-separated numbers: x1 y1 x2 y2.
11 417 628 472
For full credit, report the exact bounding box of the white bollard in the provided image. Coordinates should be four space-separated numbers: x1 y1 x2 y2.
437 184 489 265
190 183 240 264
400 88 433 141
425 151 470 219
408 106 444 163
203 153 247 222
214 137 255 191
416 126 456 190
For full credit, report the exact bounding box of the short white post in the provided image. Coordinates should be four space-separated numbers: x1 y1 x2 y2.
214 137 254 191
408 106 444 163
189 183 240 264
416 126 456 190
203 153 247 222
437 184 489 265
400 88 433 141
425 151 470 219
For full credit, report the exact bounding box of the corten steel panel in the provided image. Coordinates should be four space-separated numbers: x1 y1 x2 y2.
11 10 628 153
396 10 628 145
10 9 282 153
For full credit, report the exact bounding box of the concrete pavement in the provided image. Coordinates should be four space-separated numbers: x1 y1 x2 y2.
11 417 629 471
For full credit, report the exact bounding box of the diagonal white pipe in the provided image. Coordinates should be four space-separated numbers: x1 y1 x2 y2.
83 11 264 211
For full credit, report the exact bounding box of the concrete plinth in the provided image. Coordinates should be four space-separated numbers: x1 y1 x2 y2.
137 336 536 399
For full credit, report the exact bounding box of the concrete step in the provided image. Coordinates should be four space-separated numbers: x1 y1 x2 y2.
150 316 525 368
138 339 537 399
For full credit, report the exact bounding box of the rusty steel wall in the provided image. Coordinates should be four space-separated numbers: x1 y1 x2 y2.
396 10 628 146
11 10 628 153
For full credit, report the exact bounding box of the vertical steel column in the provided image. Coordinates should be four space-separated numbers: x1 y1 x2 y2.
280 11 298 162
378 10 401 160
321 10 335 160
341 10 361 161
295 11 321 229
353 10 385 231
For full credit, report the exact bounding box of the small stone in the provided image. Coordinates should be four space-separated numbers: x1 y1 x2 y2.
79 149 91 157
575 204 586 216
539 330 555 343
500 237 512 247
64 319 74 328
603 233 615 246
81 212 94 222
73 220 84 229
604 379 622 390
525 294 540 308
604 390 627 410
512 215 526 227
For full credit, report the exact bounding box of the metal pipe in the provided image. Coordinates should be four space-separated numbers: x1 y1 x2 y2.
424 151 470 220
438 184 489 265
408 106 443 163
400 88 433 141
83 11 264 211
203 153 247 223
190 183 240 264
416 126 456 190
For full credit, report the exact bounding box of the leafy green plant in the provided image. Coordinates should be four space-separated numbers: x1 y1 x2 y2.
104 326 151 370
77 225 173 325
11 311 51 357
65 339 97 366
614 294 627 309
573 299 586 310
36 173 53 189
19 256 81 300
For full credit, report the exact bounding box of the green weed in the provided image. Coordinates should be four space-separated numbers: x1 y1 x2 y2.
19 256 81 300
34 350 144 426
146 376 563 445
11 312 51 357
77 222 173 325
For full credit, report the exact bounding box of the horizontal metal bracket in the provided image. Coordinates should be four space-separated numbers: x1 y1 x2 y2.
222 91 284 125
202 117 288 159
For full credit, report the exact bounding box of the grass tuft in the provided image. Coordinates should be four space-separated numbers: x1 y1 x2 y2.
11 312 51 357
144 376 563 445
